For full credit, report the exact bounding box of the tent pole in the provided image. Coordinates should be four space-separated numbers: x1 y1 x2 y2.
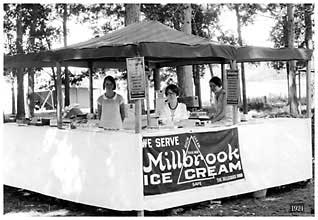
229 60 239 125
137 210 144 216
208 64 214 77
135 99 142 133
221 63 225 84
298 70 301 114
153 68 160 110
193 65 202 108
241 63 248 120
146 69 151 127
16 67 25 119
306 61 312 118
286 62 290 110
11 69 16 115
236 62 242 123
64 66 70 107
88 61 94 114
153 68 160 91
50 90 54 110
56 62 63 129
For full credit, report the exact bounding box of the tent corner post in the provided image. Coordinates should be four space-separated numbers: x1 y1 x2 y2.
240 62 248 116
146 69 151 127
135 99 142 133
55 61 63 129
137 210 144 216
305 60 312 118
88 61 94 114
153 67 160 110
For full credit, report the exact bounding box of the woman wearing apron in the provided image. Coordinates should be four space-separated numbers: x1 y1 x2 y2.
97 76 125 130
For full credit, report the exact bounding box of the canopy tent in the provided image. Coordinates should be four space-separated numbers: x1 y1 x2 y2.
4 20 313 69
4 21 237 69
2 21 314 214
236 46 312 62
4 20 314 127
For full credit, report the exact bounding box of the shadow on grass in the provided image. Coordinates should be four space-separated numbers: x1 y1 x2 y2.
3 179 314 217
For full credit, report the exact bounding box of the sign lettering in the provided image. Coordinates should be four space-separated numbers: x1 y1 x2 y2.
143 128 245 196
126 57 146 100
226 70 239 105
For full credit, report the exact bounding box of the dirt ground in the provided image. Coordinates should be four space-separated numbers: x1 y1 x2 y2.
3 177 314 217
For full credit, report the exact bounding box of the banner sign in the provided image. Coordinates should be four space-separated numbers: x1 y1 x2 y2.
126 57 146 100
143 128 245 196
226 70 239 105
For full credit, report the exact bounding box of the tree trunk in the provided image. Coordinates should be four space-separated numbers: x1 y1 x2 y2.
125 4 142 135
27 5 37 117
193 65 202 108
27 69 35 117
304 4 313 49
56 62 63 128
51 68 57 108
176 66 185 97
11 71 16 114
16 4 25 119
45 37 57 108
125 4 140 26
304 4 313 117
63 4 70 107
235 4 243 45
63 4 68 51
125 3 140 104
235 5 247 114
16 68 25 119
287 4 298 115
176 4 194 97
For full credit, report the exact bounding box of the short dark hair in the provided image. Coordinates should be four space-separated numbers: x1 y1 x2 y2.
103 75 116 90
209 76 222 87
165 84 179 96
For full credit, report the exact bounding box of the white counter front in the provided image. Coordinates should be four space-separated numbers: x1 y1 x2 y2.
142 118 312 210
2 118 312 211
2 124 143 211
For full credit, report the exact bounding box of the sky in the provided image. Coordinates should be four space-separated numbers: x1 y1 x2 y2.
218 7 275 47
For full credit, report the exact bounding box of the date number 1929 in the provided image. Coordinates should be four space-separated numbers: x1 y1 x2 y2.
289 203 304 213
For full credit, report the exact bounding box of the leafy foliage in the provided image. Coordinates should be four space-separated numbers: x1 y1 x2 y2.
4 4 60 55
70 4 125 36
141 4 184 30
267 3 314 70
268 4 314 48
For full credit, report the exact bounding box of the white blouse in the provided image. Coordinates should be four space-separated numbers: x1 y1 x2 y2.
97 93 124 129
158 102 189 125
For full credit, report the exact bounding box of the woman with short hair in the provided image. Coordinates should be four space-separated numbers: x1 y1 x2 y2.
209 76 233 123
97 75 125 129
158 84 189 125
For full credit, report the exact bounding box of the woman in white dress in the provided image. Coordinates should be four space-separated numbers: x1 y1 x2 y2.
158 84 189 125
97 76 125 129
